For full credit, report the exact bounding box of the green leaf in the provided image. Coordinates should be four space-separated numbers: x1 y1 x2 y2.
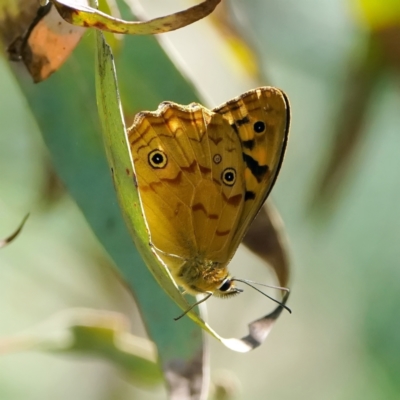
0 309 162 387
51 0 221 34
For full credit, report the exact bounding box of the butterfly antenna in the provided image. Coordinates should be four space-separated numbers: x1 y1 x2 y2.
235 279 290 293
174 292 213 321
232 278 291 314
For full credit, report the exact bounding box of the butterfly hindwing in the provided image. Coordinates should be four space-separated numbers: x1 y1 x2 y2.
192 112 245 262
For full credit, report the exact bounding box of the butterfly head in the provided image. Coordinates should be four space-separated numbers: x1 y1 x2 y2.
214 277 243 298
177 258 243 297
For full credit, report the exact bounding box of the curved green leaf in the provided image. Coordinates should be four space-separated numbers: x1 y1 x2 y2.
51 0 221 34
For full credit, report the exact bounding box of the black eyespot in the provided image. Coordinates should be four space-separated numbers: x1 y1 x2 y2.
148 149 167 169
221 168 236 186
219 279 232 292
213 154 222 164
253 121 265 133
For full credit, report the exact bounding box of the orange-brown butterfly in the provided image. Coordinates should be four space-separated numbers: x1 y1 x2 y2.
128 87 290 314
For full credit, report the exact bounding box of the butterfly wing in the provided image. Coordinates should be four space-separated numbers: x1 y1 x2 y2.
213 87 290 256
193 111 246 263
128 102 246 273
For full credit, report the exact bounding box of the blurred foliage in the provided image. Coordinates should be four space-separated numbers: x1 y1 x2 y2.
0 309 162 387
312 0 400 208
1 0 400 400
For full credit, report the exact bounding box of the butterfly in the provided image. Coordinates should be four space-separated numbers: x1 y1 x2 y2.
128 87 290 306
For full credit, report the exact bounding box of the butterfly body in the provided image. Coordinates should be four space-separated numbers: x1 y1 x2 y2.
128 87 290 297
170 256 229 295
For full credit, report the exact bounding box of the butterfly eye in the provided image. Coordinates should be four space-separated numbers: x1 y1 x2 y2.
148 149 168 169
218 279 232 292
253 121 266 133
221 168 236 186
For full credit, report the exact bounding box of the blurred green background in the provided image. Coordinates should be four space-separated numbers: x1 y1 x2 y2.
1 0 400 399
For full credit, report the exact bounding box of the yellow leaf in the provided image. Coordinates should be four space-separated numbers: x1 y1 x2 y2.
353 0 400 30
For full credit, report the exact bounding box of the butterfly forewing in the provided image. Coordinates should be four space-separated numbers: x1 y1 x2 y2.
213 87 290 255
